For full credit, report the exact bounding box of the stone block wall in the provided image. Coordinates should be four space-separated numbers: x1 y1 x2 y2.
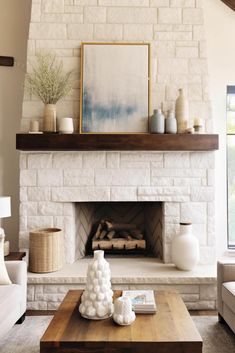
20 150 215 264
21 0 212 133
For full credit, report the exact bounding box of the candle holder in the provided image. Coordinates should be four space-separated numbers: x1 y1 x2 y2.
193 125 203 134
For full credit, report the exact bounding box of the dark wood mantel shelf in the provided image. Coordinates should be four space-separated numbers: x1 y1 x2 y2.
16 133 219 151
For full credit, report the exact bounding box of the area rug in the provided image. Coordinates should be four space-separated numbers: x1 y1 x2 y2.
0 316 235 353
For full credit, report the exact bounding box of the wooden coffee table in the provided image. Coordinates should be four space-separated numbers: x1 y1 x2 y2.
40 290 202 353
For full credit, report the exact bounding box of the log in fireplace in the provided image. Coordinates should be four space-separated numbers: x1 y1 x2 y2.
77 202 163 257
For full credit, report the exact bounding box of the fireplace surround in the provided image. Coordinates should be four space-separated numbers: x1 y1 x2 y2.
19 150 215 265
18 0 219 310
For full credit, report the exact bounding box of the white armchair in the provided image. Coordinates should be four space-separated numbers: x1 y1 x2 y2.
217 261 235 333
0 261 27 338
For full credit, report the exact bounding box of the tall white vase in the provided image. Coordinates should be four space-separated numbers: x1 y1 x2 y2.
171 222 199 271
175 89 189 133
43 104 56 132
79 250 113 320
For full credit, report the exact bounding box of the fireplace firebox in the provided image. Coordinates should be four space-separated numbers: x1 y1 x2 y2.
75 202 163 258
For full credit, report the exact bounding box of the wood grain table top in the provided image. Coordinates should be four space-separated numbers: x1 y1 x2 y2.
40 290 202 353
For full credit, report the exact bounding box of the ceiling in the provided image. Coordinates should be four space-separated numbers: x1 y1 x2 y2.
221 0 235 10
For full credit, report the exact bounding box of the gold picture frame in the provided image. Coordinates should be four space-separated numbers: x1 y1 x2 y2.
79 42 151 134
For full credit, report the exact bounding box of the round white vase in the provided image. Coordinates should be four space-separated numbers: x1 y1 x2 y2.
79 250 113 320
171 222 199 271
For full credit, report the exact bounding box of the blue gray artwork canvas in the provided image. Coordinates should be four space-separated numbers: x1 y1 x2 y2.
81 44 149 133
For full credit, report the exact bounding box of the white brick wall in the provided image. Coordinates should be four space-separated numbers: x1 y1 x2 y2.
27 282 217 310
20 0 216 307
22 0 212 133
20 150 216 265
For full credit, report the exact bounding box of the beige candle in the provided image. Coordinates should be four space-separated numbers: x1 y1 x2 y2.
193 117 203 126
29 120 39 132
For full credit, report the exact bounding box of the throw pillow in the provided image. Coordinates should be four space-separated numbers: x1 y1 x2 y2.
0 233 12 284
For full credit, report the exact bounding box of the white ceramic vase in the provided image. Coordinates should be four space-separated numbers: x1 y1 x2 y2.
171 222 199 271
150 109 165 134
175 89 189 133
79 250 113 320
43 104 56 132
113 296 136 326
165 110 177 134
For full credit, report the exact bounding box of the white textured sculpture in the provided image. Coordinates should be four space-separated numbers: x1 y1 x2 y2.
113 296 136 326
79 250 113 320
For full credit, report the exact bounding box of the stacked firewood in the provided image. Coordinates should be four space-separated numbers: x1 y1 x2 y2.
92 219 146 251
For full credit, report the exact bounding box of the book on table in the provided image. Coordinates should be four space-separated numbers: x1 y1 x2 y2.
122 290 156 314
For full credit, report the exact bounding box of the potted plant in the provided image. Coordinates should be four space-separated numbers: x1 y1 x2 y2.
26 52 73 133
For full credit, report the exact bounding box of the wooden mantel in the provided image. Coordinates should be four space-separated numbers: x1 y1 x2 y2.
16 133 219 151
221 0 235 10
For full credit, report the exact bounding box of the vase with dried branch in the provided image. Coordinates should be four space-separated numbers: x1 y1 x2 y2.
26 52 73 132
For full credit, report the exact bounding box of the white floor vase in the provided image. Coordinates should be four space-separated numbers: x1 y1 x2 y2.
171 222 199 271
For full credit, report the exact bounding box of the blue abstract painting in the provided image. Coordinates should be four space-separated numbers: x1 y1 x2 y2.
80 44 150 133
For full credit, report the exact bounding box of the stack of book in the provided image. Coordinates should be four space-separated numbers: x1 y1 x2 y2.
122 290 156 314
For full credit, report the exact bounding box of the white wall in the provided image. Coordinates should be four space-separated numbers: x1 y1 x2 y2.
0 0 31 250
204 0 235 258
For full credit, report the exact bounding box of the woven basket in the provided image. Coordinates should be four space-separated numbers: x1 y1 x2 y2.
29 228 64 273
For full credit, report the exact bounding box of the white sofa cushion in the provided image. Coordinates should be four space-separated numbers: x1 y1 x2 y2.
222 282 235 314
0 284 22 338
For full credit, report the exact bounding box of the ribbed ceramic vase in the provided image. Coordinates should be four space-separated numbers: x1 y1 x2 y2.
175 89 189 133
171 222 199 271
79 250 113 320
43 104 56 132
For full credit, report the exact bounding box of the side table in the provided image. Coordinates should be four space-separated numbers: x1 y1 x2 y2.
5 252 26 261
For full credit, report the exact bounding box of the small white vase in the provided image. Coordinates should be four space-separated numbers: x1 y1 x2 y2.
171 222 199 271
113 296 136 326
165 110 177 134
175 89 189 133
150 109 165 134
79 250 113 320
43 104 56 132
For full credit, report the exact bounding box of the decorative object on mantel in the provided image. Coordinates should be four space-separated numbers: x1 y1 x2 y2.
175 88 189 133
58 117 74 134
29 120 40 133
194 118 204 134
165 110 177 134
79 250 113 320
29 228 64 273
80 42 150 134
26 52 73 133
171 222 199 271
150 109 165 134
113 296 136 326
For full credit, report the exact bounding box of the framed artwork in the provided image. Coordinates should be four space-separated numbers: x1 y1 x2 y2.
79 42 151 134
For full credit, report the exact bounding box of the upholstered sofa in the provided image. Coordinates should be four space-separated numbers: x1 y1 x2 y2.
217 261 235 333
0 261 27 338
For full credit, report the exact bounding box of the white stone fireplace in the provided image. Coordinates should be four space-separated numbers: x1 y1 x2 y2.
19 0 217 310
20 150 215 265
